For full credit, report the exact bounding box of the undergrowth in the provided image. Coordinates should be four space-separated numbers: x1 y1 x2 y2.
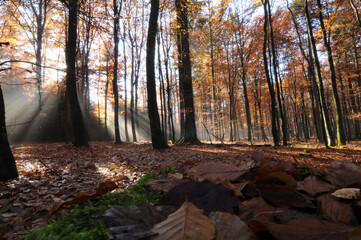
26 169 169 240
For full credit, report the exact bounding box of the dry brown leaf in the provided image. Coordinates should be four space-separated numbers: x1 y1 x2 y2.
349 225 361 240
187 162 253 182
209 211 254 240
238 197 275 223
264 218 354 240
151 201 215 240
297 175 335 196
320 160 361 187
50 181 117 217
158 179 241 214
208 178 245 198
146 179 188 192
168 173 183 180
259 184 315 209
316 194 359 226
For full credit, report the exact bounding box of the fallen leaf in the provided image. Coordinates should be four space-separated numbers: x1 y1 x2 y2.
208 178 246 198
331 188 361 200
316 194 359 226
264 218 354 240
102 202 175 239
159 179 241 214
259 184 315 209
349 225 361 240
50 181 117 216
146 179 188 192
187 162 253 182
297 175 335 196
209 211 255 240
168 173 183 180
252 157 295 177
238 197 275 223
258 171 297 188
320 160 361 187
152 201 215 240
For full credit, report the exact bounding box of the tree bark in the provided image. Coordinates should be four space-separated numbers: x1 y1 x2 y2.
304 0 334 147
0 86 18 180
146 0 168 149
175 0 199 144
66 0 88 146
113 0 122 144
262 0 279 146
316 0 346 146
267 0 287 145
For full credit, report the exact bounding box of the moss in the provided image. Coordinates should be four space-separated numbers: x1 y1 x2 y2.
26 170 167 240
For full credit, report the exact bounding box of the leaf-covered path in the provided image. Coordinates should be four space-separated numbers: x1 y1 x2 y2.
1 141 361 239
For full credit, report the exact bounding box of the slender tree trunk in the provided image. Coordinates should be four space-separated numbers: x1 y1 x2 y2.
267 0 287 145
162 29 175 143
316 0 346 146
262 0 279 146
105 54 109 139
66 0 88 146
113 0 122 144
350 0 361 27
122 24 130 142
146 0 168 149
305 0 334 147
242 72 252 143
35 0 44 113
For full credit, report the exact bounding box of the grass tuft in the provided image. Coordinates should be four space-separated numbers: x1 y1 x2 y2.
26 170 166 240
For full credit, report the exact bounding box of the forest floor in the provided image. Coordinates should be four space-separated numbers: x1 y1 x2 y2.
1 140 361 239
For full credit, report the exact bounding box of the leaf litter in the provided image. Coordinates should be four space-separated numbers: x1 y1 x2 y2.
1 140 361 239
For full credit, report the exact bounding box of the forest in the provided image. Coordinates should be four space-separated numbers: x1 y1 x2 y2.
1 0 361 239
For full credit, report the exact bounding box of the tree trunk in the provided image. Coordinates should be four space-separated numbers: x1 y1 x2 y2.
316 0 346 146
146 0 168 149
175 0 199 144
350 0 361 27
122 23 130 142
113 0 122 144
0 86 18 180
262 0 279 146
305 0 334 147
66 0 88 146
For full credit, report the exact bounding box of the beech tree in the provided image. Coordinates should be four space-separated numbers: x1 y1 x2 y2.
175 0 199 144
0 40 18 179
146 0 168 149
0 85 18 180
65 0 88 146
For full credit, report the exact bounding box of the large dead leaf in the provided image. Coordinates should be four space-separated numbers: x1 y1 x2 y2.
316 194 359 226
151 201 215 240
252 157 295 178
238 197 275 223
101 202 175 239
50 181 117 216
187 162 253 182
258 171 297 188
159 179 241 214
320 160 361 187
259 184 315 209
209 211 255 240
297 175 335 196
263 218 354 240
208 178 247 198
